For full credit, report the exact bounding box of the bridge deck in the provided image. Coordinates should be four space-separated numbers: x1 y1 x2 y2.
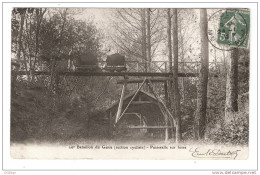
13 71 201 77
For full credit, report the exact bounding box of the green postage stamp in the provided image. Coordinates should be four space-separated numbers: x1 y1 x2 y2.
217 9 250 48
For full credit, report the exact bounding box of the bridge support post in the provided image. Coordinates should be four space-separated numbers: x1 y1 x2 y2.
115 83 126 123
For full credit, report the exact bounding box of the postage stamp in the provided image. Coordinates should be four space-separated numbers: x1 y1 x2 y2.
217 9 250 48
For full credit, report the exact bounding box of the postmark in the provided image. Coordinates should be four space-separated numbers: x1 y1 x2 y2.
207 9 250 51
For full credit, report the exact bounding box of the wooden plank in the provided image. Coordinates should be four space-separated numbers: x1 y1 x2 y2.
126 126 175 129
131 101 155 104
15 71 51 75
117 77 173 84
124 112 141 115
14 71 200 77
14 71 218 78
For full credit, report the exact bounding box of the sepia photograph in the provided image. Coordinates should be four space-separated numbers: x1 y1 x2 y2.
2 1 258 173
10 7 250 158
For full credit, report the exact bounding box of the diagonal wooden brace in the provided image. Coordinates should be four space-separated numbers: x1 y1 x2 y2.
115 78 147 124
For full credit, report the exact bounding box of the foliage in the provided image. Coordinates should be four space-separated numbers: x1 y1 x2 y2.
207 109 249 145
205 49 249 145
12 8 103 75
180 48 249 144
10 8 116 142
179 78 197 140
40 13 102 63
11 79 110 142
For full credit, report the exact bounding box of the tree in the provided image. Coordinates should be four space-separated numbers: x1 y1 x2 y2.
15 8 26 62
12 8 45 79
167 9 173 72
194 9 209 140
11 8 103 92
225 48 238 120
50 8 68 93
111 8 165 69
166 8 173 140
147 8 151 71
172 9 181 141
141 9 147 71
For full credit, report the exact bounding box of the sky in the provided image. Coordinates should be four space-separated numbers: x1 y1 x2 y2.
70 8 228 63
73 8 119 56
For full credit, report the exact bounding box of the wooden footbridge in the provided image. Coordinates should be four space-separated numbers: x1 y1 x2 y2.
14 60 223 77
12 60 222 142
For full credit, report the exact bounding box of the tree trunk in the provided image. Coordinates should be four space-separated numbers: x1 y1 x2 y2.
167 9 173 72
225 48 238 121
17 12 25 61
33 9 46 69
194 9 209 140
222 50 227 74
32 9 46 82
34 9 40 67
50 9 67 93
179 16 185 102
141 9 147 72
166 9 173 111
147 8 151 72
165 9 173 139
172 9 181 141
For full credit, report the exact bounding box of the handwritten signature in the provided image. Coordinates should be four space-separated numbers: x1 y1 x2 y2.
189 147 241 159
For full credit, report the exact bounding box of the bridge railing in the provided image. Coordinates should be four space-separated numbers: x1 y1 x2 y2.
97 60 225 74
34 60 225 74
122 61 224 74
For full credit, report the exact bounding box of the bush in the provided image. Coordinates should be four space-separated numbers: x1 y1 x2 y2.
208 111 249 145
11 80 108 143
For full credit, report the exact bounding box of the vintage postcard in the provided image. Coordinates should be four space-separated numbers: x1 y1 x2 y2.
2 1 258 173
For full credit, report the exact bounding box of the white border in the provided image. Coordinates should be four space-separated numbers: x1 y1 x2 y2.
1 1 258 174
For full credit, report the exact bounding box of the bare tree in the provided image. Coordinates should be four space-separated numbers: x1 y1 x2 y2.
111 9 165 67
16 9 26 61
194 9 209 140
